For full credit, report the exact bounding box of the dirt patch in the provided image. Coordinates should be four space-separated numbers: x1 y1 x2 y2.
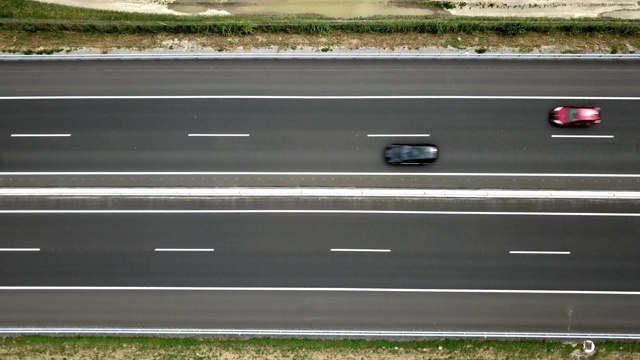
33 0 230 15
447 0 640 18
2 30 639 54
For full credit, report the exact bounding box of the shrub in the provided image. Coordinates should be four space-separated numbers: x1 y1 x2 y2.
426 1 456 10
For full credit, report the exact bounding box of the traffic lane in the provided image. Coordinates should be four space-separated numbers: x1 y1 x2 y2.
2 130 636 173
1 291 639 333
1 99 638 172
0 213 638 290
2 98 639 134
1 59 640 97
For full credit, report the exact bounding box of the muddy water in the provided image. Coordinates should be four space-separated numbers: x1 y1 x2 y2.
168 0 640 18
601 10 640 19
169 0 435 17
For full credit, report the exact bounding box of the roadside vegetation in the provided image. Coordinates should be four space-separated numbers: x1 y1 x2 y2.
1 0 640 54
2 336 640 359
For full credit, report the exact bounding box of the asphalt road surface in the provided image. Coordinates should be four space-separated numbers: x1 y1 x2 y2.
0 59 639 336
2 59 639 97
0 197 638 334
0 59 639 188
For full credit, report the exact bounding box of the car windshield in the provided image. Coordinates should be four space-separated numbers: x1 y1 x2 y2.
567 108 579 121
399 146 429 161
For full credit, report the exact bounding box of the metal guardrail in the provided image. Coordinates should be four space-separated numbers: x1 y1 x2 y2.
0 327 639 339
1 52 640 61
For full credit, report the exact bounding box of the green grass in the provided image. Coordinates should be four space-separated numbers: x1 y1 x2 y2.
3 336 640 360
4 336 640 354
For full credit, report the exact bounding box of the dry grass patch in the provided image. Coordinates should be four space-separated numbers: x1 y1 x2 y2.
1 30 639 54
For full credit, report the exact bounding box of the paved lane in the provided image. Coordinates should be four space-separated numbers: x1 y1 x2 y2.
0 206 637 291
1 59 639 188
1 99 638 174
1 59 639 97
2 291 639 334
0 197 638 334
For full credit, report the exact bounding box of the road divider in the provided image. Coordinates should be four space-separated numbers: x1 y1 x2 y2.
1 188 640 199
3 53 640 62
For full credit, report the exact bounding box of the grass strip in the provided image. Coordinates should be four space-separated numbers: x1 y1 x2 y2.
2 336 640 359
3 18 640 37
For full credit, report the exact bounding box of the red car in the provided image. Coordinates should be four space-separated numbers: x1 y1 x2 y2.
550 106 601 126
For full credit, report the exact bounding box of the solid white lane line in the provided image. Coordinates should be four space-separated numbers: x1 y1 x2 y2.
367 134 430 137
331 248 391 252
551 135 614 139
0 210 638 217
0 328 638 340
1 286 639 295
188 134 250 137
10 134 71 137
155 248 214 252
1 95 640 100
2 188 640 199
0 171 639 177
510 251 570 255
0 248 40 251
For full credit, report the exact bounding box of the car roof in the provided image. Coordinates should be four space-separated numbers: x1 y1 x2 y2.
575 108 599 120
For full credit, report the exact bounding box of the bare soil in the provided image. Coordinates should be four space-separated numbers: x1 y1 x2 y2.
2 30 639 55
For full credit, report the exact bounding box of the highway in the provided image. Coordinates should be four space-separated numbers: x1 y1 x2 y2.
0 196 639 335
0 59 639 189
1 97 639 175
0 58 639 337
0 201 638 290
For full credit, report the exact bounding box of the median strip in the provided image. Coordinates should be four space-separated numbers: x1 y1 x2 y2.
1 188 639 199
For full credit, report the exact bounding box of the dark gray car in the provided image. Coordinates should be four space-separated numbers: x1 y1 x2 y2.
384 144 438 165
